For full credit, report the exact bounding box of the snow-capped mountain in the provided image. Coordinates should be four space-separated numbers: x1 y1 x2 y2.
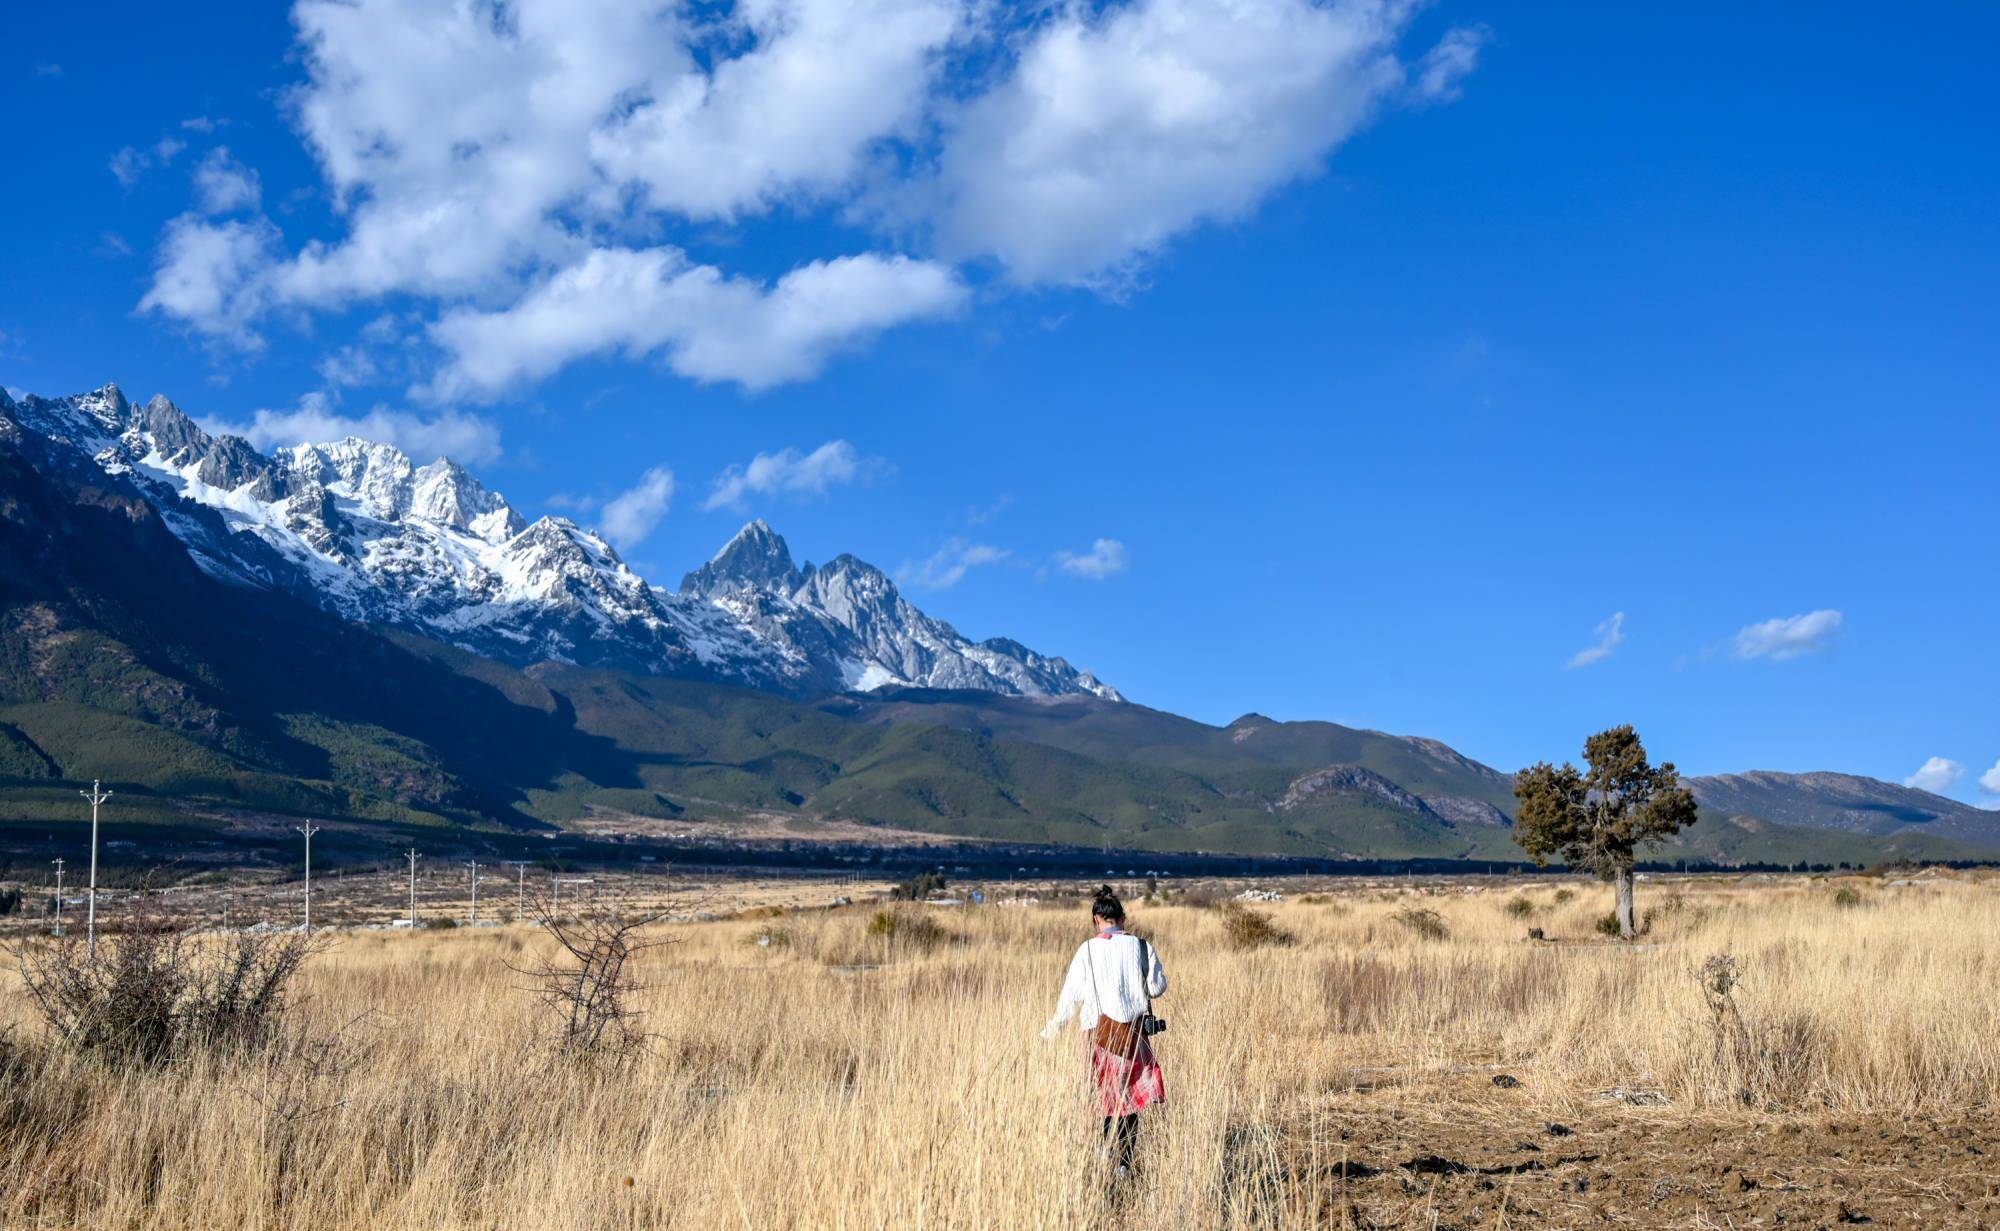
0 383 1120 701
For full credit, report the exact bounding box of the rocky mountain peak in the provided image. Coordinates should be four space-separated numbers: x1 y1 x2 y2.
680 518 804 598
73 383 131 429
412 457 523 542
136 394 212 466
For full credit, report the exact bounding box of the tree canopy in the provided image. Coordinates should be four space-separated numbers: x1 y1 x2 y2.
1513 724 1697 876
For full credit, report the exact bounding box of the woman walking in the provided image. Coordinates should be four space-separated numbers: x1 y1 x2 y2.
1041 885 1168 1176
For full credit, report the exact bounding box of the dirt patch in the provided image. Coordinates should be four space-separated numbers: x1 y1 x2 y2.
1236 1091 1999 1228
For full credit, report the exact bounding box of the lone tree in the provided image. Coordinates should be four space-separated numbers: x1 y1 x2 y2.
1513 724 1697 938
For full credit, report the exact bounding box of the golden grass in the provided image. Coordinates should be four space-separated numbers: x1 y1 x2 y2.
2 872 1997 1229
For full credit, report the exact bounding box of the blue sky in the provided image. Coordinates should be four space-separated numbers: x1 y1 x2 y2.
2 2 1995 799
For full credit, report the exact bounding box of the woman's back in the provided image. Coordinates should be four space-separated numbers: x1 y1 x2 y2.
1049 928 1168 1032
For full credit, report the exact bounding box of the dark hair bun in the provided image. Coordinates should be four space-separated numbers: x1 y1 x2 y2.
1091 885 1125 922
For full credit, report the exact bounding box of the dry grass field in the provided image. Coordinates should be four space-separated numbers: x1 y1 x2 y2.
3 871 1998 1229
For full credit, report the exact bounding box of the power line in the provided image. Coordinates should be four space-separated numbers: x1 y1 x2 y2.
297 824 321 931
505 860 531 919
79 779 112 958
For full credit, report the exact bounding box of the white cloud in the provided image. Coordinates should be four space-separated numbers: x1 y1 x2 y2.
1566 611 1626 669
136 0 1475 393
1903 757 1965 794
109 147 148 188
1732 609 1844 662
1412 25 1486 104
316 345 380 389
1980 761 2000 796
593 0 963 220
597 467 677 549
205 395 501 464
1054 538 1130 580
928 0 1453 284
138 215 283 350
899 538 1007 590
426 247 964 400
702 441 887 511
192 147 262 215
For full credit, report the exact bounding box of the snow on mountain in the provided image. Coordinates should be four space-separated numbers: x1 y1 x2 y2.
2 383 1120 701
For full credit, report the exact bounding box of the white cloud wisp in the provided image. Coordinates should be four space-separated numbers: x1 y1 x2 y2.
1566 611 1625 669
1732 610 1844 662
1903 757 1965 794
702 440 888 511
1054 538 1130 580
597 466 677 550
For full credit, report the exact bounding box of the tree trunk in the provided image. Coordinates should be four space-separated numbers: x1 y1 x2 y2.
1614 864 1637 939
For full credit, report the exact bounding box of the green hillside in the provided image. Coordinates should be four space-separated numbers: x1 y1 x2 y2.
1 417 1989 869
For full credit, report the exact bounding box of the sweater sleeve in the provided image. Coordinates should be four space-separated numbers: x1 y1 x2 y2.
1144 941 1167 999
1041 943 1088 1038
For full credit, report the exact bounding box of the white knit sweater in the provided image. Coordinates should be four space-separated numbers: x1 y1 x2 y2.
1041 930 1168 1038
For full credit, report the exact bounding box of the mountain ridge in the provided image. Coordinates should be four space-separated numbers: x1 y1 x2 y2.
3 382 1118 703
1 381 1993 865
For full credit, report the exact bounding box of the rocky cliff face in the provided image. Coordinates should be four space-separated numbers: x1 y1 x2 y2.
2 383 1119 701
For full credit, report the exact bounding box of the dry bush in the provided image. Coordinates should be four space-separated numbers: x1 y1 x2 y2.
1832 885 1867 909
1219 901 1293 949
517 906 669 1064
1683 952 1831 1109
1503 895 1535 917
865 908 954 954
1551 887 1576 904
1392 907 1450 941
17 927 321 1065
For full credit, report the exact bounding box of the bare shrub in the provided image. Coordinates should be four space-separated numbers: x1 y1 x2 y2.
1219 902 1293 949
1551 887 1575 904
1641 892 1698 933
1392 907 1450 942
518 905 669 1064
1832 885 1866 909
1504 896 1535 918
890 871 948 901
866 909 953 953
18 927 321 1065
1689 952 1829 1109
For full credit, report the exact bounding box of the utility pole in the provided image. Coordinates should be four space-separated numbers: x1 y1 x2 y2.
555 877 593 920
298 824 321 931
406 849 421 928
506 861 530 919
466 861 481 924
79 779 112 958
50 858 65 936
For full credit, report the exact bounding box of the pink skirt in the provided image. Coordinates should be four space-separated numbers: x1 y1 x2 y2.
1087 1030 1165 1116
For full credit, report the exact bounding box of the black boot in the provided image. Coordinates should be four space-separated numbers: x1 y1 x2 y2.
1102 1113 1139 1176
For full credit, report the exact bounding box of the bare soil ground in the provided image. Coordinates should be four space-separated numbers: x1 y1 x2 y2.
1243 1082 2000 1229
